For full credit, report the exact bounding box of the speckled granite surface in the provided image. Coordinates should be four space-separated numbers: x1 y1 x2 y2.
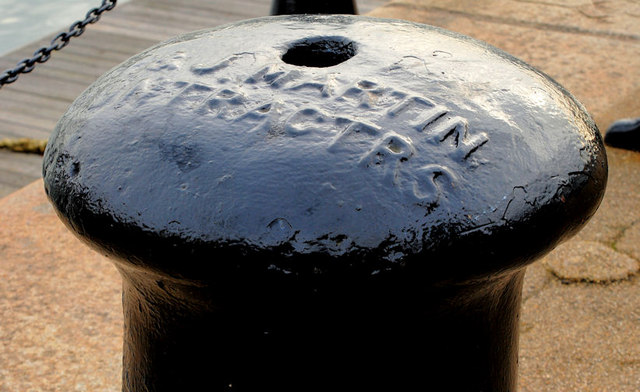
0 181 122 392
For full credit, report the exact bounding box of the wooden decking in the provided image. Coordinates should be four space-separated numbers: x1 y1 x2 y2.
0 0 387 197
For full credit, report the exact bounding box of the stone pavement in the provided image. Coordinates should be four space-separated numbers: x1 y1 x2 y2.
1 1 639 391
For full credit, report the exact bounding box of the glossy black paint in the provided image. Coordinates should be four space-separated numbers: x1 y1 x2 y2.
43 15 607 392
271 0 357 15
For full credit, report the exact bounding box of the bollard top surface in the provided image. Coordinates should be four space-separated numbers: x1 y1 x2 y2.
43 15 607 281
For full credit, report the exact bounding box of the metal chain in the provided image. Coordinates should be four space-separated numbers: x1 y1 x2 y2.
0 0 117 88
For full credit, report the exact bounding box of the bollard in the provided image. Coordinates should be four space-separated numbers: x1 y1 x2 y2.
43 15 607 392
270 0 358 15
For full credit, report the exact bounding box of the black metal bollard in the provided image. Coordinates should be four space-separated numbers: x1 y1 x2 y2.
271 0 358 15
43 15 607 392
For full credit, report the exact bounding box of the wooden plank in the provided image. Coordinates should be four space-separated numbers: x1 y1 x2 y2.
90 16 190 42
0 119 52 140
0 99 64 124
0 52 98 87
0 150 43 177
121 3 231 27
102 11 208 35
0 88 72 113
0 73 87 104
0 183 18 198
71 31 156 55
38 52 124 76
0 61 101 87
138 0 270 20
0 170 40 198
0 96 64 119
359 0 388 13
63 42 139 64
1 43 135 81
0 151 43 198
0 110 58 134
140 1 242 21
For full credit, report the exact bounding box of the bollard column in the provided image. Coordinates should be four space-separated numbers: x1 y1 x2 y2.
43 15 607 392
113 259 527 391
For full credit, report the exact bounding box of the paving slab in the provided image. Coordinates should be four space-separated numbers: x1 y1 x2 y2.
519 276 640 392
618 221 640 260
543 240 639 283
0 180 122 392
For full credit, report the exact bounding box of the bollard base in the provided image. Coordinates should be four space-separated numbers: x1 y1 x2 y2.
118 265 524 392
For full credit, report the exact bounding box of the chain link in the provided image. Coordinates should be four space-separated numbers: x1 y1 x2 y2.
0 0 117 88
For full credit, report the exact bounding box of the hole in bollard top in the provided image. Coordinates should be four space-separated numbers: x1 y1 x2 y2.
282 37 357 67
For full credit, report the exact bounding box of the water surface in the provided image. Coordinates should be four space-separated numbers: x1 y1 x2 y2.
0 0 129 56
